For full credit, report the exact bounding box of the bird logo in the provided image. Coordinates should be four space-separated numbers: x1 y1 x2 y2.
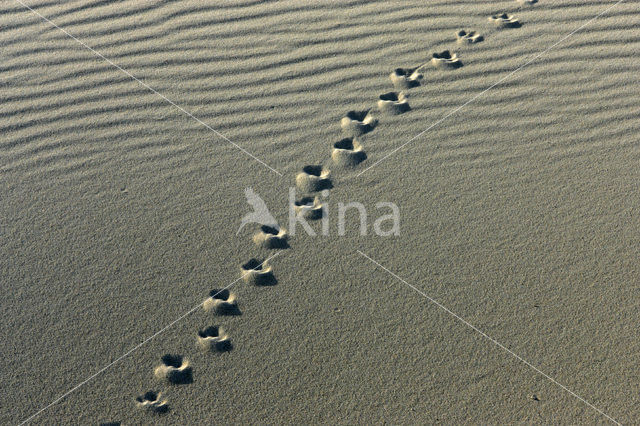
236 187 279 235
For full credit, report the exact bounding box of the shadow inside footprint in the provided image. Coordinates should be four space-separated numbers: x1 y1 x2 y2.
341 109 377 136
135 391 169 414
241 258 277 286
294 196 324 220
390 67 422 89
197 326 233 352
154 354 193 385
489 13 521 28
431 50 462 69
204 288 241 315
332 138 367 167
253 225 290 249
296 165 333 192
456 30 483 44
378 92 410 114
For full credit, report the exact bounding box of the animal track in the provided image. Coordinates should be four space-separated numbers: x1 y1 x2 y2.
241 258 276 285
135 391 168 413
389 67 423 89
489 13 521 28
253 225 289 249
203 289 239 315
332 138 366 167
378 92 410 114
296 165 332 192
341 110 378 137
456 30 483 44
431 50 462 69
154 354 193 384
197 326 232 352
294 196 324 220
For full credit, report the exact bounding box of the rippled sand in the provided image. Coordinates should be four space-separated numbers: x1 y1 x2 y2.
2 0 639 424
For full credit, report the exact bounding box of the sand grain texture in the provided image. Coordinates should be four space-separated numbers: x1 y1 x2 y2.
2 0 640 424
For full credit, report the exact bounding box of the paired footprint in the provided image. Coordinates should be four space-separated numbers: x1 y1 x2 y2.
457 30 484 45
253 225 289 249
294 196 324 220
135 391 168 414
431 50 463 69
203 288 240 315
154 354 193 385
332 138 367 167
378 92 411 114
341 110 378 136
296 165 333 192
197 326 232 352
390 68 423 89
489 13 521 28
241 258 277 286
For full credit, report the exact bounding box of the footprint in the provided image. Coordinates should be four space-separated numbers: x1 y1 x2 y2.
456 30 483 44
389 67 423 89
296 165 332 192
197 326 232 352
253 225 289 249
341 110 378 137
332 138 366 167
135 391 168 414
203 288 239 315
154 354 193 384
517 0 537 4
377 92 410 114
431 50 462 69
294 196 324 220
488 13 521 28
241 258 277 286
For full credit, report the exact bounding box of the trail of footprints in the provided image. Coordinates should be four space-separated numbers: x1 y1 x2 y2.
132 2 532 416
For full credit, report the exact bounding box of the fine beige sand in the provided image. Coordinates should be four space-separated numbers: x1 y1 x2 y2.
2 0 640 424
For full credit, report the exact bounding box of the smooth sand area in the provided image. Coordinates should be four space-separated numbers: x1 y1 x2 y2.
2 0 639 424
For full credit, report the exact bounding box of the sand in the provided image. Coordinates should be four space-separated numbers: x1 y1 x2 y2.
1 0 639 424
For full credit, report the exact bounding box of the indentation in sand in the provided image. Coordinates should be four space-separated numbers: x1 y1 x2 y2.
332 138 366 167
253 225 289 249
241 258 276 286
203 289 239 315
489 13 521 28
154 354 193 384
456 30 483 44
197 326 232 352
431 50 462 69
341 110 378 137
390 67 423 89
294 196 324 220
135 391 168 414
378 92 410 114
296 165 332 192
